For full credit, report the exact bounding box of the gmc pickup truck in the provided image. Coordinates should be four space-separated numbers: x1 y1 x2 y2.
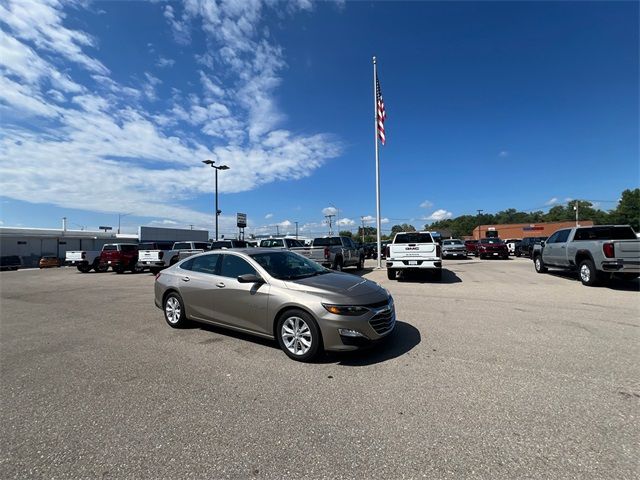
136 241 178 274
99 243 140 274
66 249 107 273
532 225 640 286
386 231 442 280
292 236 364 271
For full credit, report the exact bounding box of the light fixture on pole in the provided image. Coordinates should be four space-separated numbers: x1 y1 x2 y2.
202 160 230 241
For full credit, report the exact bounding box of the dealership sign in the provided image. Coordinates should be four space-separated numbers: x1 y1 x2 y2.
237 213 247 228
523 225 544 231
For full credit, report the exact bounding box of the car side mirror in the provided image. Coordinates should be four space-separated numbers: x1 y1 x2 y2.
237 273 264 283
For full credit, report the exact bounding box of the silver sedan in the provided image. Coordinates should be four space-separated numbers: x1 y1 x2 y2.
154 248 395 361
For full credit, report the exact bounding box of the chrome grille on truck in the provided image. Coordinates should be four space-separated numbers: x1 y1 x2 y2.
369 308 395 335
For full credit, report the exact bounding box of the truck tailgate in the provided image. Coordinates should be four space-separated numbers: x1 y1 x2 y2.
66 251 84 262
614 240 640 260
293 248 325 261
139 250 161 262
389 243 437 259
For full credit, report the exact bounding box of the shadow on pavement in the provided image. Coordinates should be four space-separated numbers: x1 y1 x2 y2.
322 321 421 366
547 271 640 292
397 268 462 284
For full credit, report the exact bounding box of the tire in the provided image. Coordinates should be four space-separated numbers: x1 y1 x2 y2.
95 264 108 272
333 257 343 272
76 264 91 273
387 268 396 280
432 269 442 281
515 251 521 257
163 292 188 328
579 259 599 286
276 309 321 362
357 256 364 270
534 255 548 273
114 265 125 274
169 256 179 266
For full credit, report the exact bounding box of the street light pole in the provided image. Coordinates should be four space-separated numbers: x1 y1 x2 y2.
118 212 131 234
476 209 483 240
202 160 230 241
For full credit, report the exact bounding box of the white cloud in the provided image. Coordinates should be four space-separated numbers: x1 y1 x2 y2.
380 218 389 224
322 206 338 216
336 218 355 226
427 209 453 221
156 56 175 68
360 215 388 225
545 197 558 206
499 150 509 158
279 220 293 228
0 0 341 227
419 200 433 209
265 213 273 219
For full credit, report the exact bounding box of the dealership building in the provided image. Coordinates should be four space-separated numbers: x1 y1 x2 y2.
0 224 208 268
472 220 594 240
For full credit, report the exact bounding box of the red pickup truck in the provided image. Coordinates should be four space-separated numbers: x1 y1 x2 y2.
477 238 509 259
100 243 140 273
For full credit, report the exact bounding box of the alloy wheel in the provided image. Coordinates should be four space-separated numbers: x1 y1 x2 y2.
165 296 181 324
281 316 312 356
580 264 591 283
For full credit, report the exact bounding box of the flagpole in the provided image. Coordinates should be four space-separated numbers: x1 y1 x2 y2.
373 56 382 269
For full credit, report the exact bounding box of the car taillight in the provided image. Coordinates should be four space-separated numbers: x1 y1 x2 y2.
81 252 86 259
159 251 164 259
324 247 330 259
436 245 441 257
603 243 615 258
155 272 162 281
385 245 390 258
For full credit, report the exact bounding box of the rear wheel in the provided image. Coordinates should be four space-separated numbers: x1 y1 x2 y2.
163 292 188 328
534 255 548 273
333 257 343 272
114 265 125 274
357 256 364 270
169 256 179 266
76 264 91 273
579 259 599 286
387 268 396 280
276 310 321 362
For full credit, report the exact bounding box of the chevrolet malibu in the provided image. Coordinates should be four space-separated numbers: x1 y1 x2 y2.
154 249 395 361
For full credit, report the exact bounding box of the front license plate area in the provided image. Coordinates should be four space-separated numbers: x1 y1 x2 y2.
408 260 418 265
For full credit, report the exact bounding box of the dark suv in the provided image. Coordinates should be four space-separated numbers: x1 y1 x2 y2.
515 236 547 258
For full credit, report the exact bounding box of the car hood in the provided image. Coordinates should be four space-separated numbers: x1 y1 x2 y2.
283 272 387 302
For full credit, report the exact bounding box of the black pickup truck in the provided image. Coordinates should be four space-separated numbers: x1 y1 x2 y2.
515 236 547 258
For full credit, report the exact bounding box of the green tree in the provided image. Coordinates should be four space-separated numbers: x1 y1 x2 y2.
610 188 640 231
391 223 416 234
338 230 352 238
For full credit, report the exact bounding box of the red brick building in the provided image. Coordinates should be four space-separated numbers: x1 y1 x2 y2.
471 220 594 240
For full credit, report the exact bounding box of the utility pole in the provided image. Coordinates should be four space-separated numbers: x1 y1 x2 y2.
295 221 299 239
189 224 194 230
574 201 579 226
361 216 366 243
325 214 335 236
476 209 484 240
275 224 280 236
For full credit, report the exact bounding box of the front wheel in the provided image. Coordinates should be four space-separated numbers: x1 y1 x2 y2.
76 264 91 273
387 268 396 280
277 310 321 362
579 259 599 286
534 255 548 273
164 292 188 328
357 256 364 270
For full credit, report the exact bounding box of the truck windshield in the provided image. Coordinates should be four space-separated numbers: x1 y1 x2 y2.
102 245 117 251
443 240 463 246
574 226 637 241
394 233 434 244
312 237 342 247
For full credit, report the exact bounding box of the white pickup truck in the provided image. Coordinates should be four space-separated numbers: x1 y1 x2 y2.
386 231 442 280
65 249 106 273
138 241 210 273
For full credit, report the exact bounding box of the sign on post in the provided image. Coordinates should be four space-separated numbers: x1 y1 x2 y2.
237 213 247 228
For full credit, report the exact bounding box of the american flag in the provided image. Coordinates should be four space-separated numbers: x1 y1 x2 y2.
376 75 387 145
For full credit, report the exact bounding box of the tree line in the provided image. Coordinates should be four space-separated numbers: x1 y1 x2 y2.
342 188 639 242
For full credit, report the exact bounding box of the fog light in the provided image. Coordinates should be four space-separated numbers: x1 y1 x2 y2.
338 329 367 338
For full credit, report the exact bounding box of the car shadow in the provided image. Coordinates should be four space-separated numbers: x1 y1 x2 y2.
547 270 640 292
322 321 421 366
397 268 462 284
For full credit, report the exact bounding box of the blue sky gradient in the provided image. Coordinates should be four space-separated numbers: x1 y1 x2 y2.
1 1 637 237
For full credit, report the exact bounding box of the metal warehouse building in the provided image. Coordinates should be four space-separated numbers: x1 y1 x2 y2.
472 220 594 240
0 225 208 268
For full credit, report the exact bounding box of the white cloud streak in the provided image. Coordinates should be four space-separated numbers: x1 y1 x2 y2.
427 209 453 221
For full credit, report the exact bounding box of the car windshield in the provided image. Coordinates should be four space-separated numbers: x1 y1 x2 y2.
443 240 463 246
249 251 329 280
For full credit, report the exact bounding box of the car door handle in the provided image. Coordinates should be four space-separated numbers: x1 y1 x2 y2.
216 282 225 288
181 276 190 282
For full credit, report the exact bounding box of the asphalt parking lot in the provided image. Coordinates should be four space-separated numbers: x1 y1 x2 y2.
1 258 638 479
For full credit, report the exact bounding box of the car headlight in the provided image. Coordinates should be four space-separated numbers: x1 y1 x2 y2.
322 304 369 316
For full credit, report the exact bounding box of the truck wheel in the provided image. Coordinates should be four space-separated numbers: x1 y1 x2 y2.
357 256 364 270
387 268 396 280
114 265 125 274
333 257 343 272
579 259 599 286
515 251 521 257
534 255 548 273
169 256 179 266
77 264 91 273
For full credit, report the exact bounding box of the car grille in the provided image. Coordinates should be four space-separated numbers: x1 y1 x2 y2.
366 299 391 309
369 308 395 335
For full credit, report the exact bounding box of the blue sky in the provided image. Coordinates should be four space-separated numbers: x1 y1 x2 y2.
1 0 638 237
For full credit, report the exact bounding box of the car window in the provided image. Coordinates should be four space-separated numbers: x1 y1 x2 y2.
210 241 232 249
173 242 190 250
555 230 570 243
546 232 559 244
188 254 220 275
219 254 257 278
394 233 434 244
179 258 195 271
102 245 117 251
312 237 342 247
195 242 211 249
121 245 138 252
574 226 637 241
